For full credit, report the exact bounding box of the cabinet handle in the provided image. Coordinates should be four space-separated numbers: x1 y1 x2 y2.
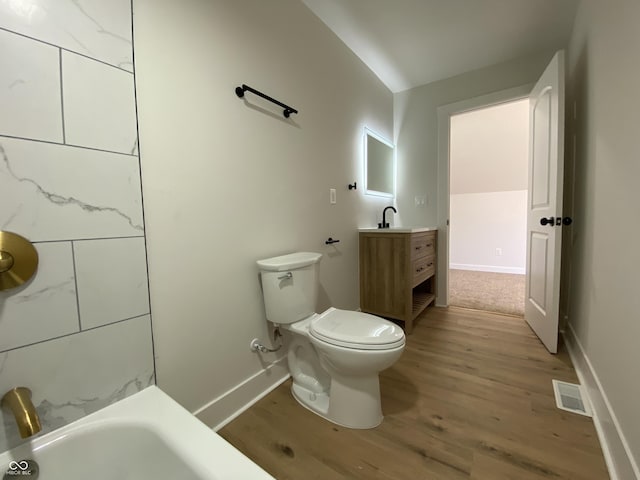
416 267 424 273
427 263 433 267
415 246 422 250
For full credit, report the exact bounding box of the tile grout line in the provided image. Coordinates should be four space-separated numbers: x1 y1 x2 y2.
0 134 139 158
33 235 145 244
70 240 82 332
0 313 151 355
0 25 134 75
130 0 158 384
59 48 66 144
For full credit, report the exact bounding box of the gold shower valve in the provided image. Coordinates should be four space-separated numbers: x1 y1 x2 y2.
0 250 15 272
0 231 38 291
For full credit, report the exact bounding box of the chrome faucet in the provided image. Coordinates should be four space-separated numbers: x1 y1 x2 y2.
378 206 397 228
1 387 42 438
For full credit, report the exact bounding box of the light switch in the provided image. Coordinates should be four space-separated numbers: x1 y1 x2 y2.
330 188 337 204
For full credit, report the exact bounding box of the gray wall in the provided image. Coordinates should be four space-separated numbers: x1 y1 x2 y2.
565 0 640 474
133 0 393 419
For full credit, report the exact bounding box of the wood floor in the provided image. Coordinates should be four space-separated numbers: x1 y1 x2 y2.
219 307 609 479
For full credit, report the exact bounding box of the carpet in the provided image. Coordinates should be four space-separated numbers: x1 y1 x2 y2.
448 269 525 317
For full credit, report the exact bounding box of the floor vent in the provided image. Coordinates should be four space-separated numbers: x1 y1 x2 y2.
552 380 592 417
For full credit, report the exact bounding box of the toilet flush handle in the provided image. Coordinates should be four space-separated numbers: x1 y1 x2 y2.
278 272 293 281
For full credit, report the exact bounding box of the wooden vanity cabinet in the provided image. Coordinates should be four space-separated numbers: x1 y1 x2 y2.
359 230 437 334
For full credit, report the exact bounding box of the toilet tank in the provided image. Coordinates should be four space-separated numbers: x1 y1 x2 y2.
256 252 322 324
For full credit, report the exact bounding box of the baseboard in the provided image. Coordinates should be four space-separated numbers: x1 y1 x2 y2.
194 356 290 432
563 324 639 480
449 263 525 275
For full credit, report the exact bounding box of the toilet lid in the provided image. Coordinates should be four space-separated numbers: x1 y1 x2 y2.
309 308 405 350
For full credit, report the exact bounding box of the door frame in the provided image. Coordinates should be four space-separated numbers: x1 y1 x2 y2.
435 84 534 306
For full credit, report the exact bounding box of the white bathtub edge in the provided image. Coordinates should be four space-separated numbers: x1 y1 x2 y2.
0 385 276 479
193 356 290 432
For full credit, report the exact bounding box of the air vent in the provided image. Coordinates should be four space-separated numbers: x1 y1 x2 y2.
552 380 592 417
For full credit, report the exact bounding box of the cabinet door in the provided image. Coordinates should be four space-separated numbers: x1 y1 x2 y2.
359 234 408 319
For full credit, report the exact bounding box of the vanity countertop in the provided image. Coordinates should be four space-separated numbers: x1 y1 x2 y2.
358 226 437 233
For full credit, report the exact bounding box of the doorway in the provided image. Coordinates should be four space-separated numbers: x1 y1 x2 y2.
435 54 565 351
448 99 529 316
435 84 533 311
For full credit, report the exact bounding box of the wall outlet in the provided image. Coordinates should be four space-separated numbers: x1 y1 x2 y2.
495 248 503 256
330 188 336 204
414 194 427 206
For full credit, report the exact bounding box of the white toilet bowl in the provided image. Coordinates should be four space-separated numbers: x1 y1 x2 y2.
281 307 405 429
257 252 406 429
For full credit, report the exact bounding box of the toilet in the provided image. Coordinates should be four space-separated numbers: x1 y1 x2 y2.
257 252 405 429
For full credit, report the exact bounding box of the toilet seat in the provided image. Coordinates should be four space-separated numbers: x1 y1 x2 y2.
309 308 405 351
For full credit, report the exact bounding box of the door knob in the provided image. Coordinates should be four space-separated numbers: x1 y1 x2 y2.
540 216 573 226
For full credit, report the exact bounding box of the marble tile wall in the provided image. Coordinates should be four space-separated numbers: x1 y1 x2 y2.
0 1 154 452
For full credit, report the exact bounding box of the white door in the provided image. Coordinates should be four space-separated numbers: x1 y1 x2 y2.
524 51 565 354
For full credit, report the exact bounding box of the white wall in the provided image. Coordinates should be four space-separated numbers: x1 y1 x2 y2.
565 0 640 477
133 0 393 423
450 100 529 195
0 2 153 452
449 100 528 273
449 191 527 274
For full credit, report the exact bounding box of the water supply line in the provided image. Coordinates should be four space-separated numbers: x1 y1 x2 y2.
250 326 283 353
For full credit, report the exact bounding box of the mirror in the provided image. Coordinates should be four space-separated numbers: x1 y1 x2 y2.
364 128 395 197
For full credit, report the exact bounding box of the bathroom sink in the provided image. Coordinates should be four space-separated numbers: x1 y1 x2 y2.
358 226 436 233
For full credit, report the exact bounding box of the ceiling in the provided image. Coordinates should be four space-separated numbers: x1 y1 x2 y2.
301 0 580 92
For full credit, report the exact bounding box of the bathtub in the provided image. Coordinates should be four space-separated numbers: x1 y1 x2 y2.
0 386 274 479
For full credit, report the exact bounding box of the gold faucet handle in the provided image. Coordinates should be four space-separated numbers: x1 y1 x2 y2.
1 387 42 438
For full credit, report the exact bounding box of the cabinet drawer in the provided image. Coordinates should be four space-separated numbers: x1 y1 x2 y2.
412 254 435 286
411 233 436 260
